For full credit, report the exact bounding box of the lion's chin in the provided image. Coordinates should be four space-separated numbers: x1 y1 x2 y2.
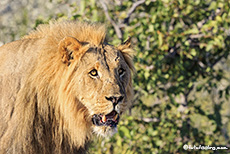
91 110 120 137
93 125 118 137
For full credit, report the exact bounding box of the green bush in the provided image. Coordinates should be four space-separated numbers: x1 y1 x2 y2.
2 0 230 153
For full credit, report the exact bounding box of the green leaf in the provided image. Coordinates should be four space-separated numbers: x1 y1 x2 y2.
190 49 196 56
120 126 131 139
157 31 163 47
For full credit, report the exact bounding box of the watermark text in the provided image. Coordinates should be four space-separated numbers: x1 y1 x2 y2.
183 144 228 151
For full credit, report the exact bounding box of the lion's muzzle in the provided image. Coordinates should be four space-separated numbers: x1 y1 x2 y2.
92 110 120 127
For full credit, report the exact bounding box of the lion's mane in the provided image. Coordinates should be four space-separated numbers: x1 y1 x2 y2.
0 21 134 154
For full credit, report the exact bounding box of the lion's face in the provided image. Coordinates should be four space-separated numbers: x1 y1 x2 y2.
69 44 132 136
58 36 133 137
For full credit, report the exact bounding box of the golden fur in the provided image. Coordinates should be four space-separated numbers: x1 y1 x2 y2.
0 21 134 154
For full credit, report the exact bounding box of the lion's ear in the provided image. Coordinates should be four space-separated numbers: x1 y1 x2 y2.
118 37 132 50
118 37 135 73
59 36 82 65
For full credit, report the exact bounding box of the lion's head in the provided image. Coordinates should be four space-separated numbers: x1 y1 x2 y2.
28 21 136 144
56 34 134 138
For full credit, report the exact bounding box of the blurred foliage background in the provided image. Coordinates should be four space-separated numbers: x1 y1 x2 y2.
1 0 230 153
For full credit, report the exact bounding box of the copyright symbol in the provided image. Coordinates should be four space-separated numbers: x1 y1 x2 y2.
183 144 188 150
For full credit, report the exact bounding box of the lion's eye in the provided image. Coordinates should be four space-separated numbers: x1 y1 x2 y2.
118 68 125 77
89 69 98 77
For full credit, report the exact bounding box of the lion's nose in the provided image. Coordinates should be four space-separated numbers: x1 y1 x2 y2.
105 95 124 107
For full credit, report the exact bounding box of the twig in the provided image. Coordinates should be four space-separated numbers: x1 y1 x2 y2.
189 34 205 39
124 0 146 24
99 0 123 40
139 117 160 123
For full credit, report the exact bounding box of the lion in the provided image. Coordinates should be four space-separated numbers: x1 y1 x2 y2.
0 21 134 154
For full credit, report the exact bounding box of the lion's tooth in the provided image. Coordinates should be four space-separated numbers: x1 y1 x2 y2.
113 114 118 120
102 115 107 122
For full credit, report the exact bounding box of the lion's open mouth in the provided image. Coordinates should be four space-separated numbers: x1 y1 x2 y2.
92 110 120 127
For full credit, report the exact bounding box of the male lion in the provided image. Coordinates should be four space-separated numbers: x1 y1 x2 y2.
0 21 134 154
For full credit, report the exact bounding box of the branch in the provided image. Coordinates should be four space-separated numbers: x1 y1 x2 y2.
211 51 229 68
138 117 160 123
99 0 123 40
99 0 151 41
197 8 222 29
124 0 146 24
